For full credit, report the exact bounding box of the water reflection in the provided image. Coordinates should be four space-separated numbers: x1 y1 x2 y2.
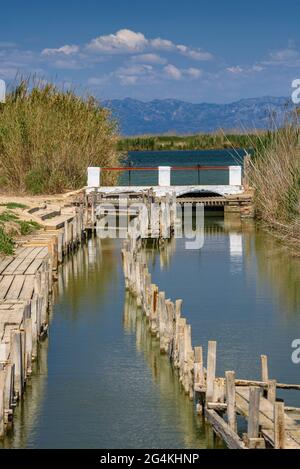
123 292 224 449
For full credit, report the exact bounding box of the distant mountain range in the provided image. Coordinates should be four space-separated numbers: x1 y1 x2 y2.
102 96 293 136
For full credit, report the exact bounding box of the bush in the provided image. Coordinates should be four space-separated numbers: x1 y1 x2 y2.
0 78 121 194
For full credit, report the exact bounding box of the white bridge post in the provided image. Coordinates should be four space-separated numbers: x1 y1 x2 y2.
229 166 242 186
158 166 171 186
87 167 101 188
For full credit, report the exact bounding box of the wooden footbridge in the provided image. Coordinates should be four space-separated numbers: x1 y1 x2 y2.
86 163 254 217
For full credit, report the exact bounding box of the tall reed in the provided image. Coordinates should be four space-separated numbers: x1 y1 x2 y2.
0 78 121 194
249 118 300 244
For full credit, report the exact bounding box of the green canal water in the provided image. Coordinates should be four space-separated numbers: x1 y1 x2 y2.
1 150 300 449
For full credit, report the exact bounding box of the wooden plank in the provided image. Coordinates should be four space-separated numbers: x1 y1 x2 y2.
236 386 300 448
0 257 15 275
19 275 35 300
0 276 14 299
274 402 286 449
13 247 36 259
235 379 300 390
6 275 26 299
205 408 246 449
225 371 237 432
24 258 44 275
2 256 26 275
35 247 49 259
13 256 35 275
248 387 261 439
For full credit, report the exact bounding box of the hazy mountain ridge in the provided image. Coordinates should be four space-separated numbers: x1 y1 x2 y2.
102 96 291 135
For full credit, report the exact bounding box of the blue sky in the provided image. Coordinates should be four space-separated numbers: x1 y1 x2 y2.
1 0 300 103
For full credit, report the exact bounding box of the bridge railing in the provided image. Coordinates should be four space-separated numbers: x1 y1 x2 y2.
87 165 242 188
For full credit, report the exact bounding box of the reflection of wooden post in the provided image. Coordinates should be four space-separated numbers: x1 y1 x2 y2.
225 371 237 432
274 402 285 449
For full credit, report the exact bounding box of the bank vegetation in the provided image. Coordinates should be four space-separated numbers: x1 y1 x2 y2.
117 132 263 152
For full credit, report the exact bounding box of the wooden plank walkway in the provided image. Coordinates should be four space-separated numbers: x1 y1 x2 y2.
0 202 89 437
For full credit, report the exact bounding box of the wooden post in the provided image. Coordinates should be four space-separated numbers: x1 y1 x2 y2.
247 386 260 439
261 355 268 382
58 232 63 263
4 364 14 418
194 346 204 390
274 401 285 449
267 379 276 405
206 341 217 403
30 295 38 358
225 371 237 432
25 317 33 375
0 370 5 437
11 331 23 398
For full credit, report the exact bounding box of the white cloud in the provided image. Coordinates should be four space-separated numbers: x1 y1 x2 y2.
42 44 79 56
114 64 155 86
226 66 243 74
185 67 202 78
164 64 202 80
151 38 174 50
86 29 148 53
164 64 182 80
176 44 213 61
131 53 167 64
84 28 213 62
262 43 300 67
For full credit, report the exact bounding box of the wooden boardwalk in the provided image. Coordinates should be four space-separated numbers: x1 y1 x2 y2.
0 202 88 437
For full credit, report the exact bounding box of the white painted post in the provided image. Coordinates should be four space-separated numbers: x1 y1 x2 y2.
0 79 5 103
87 167 100 188
229 166 242 186
158 166 171 187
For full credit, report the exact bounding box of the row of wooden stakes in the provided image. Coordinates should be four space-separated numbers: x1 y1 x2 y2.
121 235 300 449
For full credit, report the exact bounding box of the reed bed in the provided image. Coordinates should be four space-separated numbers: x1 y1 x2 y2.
249 121 300 246
0 78 121 194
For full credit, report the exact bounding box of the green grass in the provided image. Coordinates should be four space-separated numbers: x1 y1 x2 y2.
17 219 40 235
0 202 28 209
0 228 14 255
0 210 41 254
0 211 18 222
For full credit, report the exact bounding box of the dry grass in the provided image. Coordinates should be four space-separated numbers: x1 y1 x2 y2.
249 122 300 245
0 78 121 194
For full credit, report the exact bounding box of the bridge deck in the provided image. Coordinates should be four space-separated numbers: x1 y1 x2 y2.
87 185 244 197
